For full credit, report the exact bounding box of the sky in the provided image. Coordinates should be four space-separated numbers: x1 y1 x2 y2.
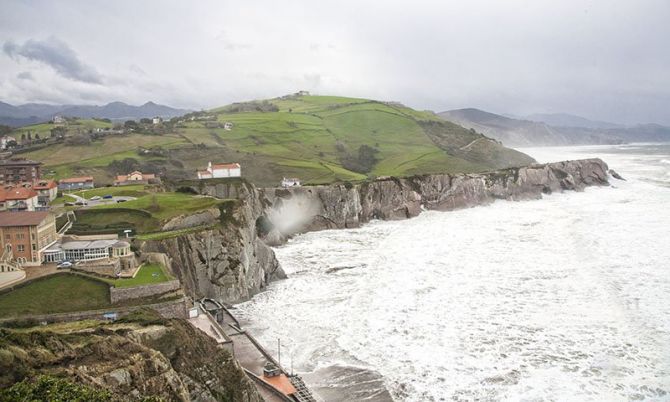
1 0 669 125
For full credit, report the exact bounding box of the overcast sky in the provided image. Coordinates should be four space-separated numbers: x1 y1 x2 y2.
1 0 669 125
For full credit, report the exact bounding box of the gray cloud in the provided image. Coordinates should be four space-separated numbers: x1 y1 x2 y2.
3 36 102 84
16 71 33 81
0 0 668 125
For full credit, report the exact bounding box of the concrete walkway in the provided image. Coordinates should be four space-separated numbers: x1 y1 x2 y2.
0 270 26 290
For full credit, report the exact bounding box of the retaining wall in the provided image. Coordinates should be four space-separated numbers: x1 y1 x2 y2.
110 279 181 303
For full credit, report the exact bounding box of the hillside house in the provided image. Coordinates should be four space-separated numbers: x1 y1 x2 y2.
0 211 57 266
52 115 65 124
0 136 16 150
224 122 233 130
0 159 42 184
197 162 241 179
58 176 95 191
0 186 40 212
32 180 58 206
281 177 301 187
114 171 157 186
152 117 162 125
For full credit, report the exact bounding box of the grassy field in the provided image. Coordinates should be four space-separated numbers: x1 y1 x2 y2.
109 264 171 288
91 192 223 220
13 94 534 187
0 274 110 317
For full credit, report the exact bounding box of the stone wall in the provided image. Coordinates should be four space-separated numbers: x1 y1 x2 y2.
74 258 121 277
109 279 181 304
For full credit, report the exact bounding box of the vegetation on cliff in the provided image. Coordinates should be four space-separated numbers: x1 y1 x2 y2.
0 310 262 401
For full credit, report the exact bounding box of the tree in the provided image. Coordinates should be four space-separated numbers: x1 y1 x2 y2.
51 126 66 137
124 120 138 129
35 133 41 140
140 118 152 125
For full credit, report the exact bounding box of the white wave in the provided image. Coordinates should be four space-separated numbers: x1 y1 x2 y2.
237 144 670 401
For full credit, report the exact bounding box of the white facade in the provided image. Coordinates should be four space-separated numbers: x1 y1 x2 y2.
0 136 16 150
197 162 241 179
281 177 301 187
152 117 162 124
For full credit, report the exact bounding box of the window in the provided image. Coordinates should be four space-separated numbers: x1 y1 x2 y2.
4 234 10 241
16 233 25 240
32 244 36 251
17 245 25 252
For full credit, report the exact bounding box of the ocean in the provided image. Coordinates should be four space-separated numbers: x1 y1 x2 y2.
236 144 670 401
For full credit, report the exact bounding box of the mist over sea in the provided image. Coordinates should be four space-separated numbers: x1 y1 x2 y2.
237 144 670 401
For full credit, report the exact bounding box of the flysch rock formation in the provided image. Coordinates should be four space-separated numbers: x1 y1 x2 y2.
149 158 610 304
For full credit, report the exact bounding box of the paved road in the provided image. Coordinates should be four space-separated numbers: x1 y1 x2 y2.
64 193 136 207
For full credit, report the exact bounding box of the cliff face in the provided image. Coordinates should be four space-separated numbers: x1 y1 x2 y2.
261 158 610 235
154 159 609 304
142 181 285 303
0 312 262 402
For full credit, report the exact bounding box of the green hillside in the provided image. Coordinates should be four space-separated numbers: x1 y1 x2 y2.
17 94 534 186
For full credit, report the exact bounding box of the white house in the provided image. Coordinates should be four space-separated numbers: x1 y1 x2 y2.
224 122 233 131
281 177 301 187
52 115 65 124
197 162 241 179
152 117 162 125
0 136 16 150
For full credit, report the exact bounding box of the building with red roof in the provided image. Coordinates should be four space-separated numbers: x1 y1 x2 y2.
113 171 158 186
0 186 39 212
58 176 95 191
197 161 241 179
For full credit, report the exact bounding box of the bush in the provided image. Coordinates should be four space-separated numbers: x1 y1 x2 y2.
0 376 114 402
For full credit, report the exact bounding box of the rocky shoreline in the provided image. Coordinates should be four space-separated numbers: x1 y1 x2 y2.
145 158 610 305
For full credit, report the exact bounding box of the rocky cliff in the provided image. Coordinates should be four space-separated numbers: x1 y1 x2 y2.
142 181 285 303
0 310 262 402
260 158 610 237
153 159 609 304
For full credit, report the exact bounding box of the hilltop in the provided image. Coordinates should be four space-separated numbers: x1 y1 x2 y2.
13 94 534 186
439 108 670 147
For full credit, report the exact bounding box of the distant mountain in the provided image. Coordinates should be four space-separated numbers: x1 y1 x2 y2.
524 113 623 129
439 108 670 147
0 101 191 126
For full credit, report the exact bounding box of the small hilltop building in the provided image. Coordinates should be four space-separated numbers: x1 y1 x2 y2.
281 177 301 188
197 162 241 179
114 171 157 186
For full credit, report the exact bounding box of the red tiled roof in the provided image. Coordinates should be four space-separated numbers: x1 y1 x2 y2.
59 176 94 184
32 180 57 190
0 187 38 201
211 163 240 169
0 211 50 227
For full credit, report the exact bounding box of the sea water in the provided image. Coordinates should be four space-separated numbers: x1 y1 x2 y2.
236 144 670 401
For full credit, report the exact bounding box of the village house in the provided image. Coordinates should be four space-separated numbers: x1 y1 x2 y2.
0 135 16 150
32 180 58 206
281 177 301 187
0 159 42 184
224 122 233 130
0 186 40 212
52 115 65 124
152 117 163 125
114 171 158 186
197 162 241 179
58 176 95 191
0 211 57 266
